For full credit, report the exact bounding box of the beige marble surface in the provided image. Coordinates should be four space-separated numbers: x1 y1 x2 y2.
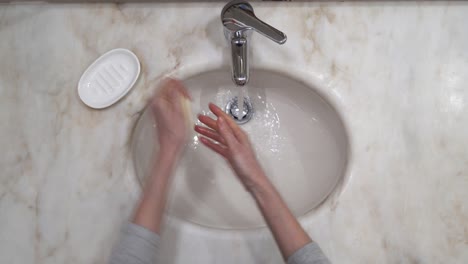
1 2 468 263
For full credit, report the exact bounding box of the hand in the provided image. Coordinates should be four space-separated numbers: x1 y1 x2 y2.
150 78 191 155
195 104 315 262
194 103 268 192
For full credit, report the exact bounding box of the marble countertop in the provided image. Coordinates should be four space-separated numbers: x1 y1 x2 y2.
1 2 468 263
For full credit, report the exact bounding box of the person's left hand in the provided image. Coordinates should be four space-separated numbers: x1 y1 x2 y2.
194 103 267 192
150 78 191 155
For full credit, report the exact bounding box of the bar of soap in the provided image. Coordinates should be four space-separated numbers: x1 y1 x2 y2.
180 97 192 129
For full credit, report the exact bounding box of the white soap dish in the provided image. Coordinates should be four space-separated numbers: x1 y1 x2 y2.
78 48 140 109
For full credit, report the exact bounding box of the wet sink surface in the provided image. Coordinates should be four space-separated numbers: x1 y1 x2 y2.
132 69 349 229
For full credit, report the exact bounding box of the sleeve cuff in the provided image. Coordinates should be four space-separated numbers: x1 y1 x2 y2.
109 222 161 264
287 241 331 264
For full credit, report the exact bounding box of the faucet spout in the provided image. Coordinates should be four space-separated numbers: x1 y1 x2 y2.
222 0 286 86
231 37 248 86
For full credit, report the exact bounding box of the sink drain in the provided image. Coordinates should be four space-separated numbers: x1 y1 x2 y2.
225 96 254 125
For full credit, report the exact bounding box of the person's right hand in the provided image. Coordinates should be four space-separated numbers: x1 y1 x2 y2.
150 78 191 156
194 103 268 192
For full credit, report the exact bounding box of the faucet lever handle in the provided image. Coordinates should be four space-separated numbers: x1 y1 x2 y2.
222 0 287 44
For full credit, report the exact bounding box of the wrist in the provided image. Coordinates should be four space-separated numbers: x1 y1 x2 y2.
149 146 181 181
249 178 283 211
246 172 275 199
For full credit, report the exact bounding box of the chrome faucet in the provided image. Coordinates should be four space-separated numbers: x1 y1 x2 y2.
221 0 287 86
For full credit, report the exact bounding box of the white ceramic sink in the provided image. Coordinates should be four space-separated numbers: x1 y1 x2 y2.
132 69 348 229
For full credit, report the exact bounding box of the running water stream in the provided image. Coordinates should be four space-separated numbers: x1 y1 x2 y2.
237 85 247 120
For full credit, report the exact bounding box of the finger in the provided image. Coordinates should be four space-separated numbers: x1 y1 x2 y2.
156 78 183 100
169 84 181 100
208 102 230 119
217 117 238 147
176 82 192 100
209 103 246 141
151 79 187 115
156 78 173 98
194 125 226 145
208 102 241 129
166 78 192 100
166 88 184 115
198 114 218 130
199 136 228 158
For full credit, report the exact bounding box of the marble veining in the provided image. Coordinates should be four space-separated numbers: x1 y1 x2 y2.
1 2 467 263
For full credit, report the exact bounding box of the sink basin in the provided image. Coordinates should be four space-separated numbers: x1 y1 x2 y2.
132 68 349 229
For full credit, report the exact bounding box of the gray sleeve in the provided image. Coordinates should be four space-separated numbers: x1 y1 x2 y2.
287 242 331 264
109 222 160 264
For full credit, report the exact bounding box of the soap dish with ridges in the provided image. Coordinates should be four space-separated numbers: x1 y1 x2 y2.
78 48 140 109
